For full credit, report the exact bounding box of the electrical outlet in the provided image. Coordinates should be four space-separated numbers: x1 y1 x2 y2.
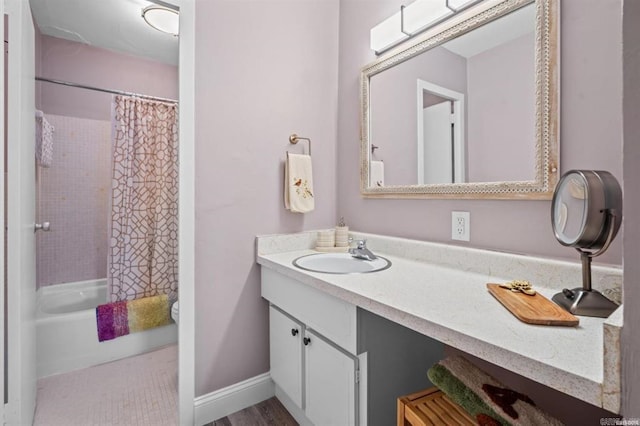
451 211 470 241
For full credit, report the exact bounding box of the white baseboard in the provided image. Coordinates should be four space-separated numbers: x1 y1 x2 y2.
194 372 275 426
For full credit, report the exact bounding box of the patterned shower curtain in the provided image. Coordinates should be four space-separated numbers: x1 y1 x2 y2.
107 95 178 302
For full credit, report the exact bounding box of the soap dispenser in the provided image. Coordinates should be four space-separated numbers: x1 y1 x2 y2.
335 217 349 248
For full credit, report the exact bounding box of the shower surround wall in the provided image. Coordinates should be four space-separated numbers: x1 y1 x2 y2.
36 115 111 287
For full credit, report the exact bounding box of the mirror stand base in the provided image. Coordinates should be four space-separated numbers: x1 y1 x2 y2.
552 288 619 318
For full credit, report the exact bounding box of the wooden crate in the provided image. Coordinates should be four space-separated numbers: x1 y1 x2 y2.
397 387 476 426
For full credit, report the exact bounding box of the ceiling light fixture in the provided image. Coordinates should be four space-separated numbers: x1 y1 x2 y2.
142 5 179 37
370 0 482 55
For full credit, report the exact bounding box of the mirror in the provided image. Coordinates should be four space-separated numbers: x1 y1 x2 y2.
550 170 622 318
360 0 559 199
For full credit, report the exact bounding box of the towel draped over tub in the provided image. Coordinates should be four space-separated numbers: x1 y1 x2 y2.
96 294 173 341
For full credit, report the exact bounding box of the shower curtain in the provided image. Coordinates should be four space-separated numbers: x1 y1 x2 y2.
107 95 178 302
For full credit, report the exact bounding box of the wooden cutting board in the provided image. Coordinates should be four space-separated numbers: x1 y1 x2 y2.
487 283 579 326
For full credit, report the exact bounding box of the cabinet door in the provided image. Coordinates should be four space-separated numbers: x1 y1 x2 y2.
270 306 303 407
305 329 358 426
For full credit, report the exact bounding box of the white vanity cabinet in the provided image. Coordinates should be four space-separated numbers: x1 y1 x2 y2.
269 306 303 407
262 265 443 426
304 328 358 426
262 268 362 426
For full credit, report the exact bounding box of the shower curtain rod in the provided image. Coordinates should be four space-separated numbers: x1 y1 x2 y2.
35 77 178 104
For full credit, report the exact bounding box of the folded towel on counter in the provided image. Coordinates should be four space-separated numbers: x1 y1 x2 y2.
284 152 314 213
370 160 384 187
427 356 562 426
35 110 54 167
96 294 172 341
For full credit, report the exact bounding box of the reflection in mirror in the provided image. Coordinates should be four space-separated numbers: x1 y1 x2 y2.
361 0 559 199
416 80 465 184
371 4 534 186
553 176 587 243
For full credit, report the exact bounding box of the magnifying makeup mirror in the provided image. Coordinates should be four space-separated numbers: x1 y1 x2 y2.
551 170 622 317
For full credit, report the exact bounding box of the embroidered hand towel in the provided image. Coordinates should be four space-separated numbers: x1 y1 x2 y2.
284 152 315 213
370 160 384 187
35 110 54 167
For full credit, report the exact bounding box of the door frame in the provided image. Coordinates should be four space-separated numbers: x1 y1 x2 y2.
5 0 37 423
0 0 197 423
416 79 465 184
0 0 5 420
175 0 196 424
151 0 197 423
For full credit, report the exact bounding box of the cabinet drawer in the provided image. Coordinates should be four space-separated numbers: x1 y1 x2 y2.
262 268 357 353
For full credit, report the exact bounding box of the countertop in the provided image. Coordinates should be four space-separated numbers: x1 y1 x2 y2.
256 231 623 412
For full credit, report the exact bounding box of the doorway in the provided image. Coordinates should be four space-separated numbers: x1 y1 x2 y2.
2 0 196 423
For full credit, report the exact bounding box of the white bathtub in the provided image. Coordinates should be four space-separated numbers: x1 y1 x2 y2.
36 279 177 378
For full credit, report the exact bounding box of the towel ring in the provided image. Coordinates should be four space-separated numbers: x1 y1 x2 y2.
289 134 311 156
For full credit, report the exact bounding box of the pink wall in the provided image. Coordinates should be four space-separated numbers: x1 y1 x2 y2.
194 0 339 396
467 33 536 182
338 0 622 267
36 35 178 120
369 46 467 185
337 0 623 418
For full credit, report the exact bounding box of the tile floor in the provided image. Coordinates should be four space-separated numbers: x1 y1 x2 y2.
34 345 178 426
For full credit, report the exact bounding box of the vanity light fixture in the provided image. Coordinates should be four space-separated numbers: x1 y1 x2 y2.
370 0 482 55
142 5 179 37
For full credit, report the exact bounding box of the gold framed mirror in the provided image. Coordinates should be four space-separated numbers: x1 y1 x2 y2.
360 0 559 199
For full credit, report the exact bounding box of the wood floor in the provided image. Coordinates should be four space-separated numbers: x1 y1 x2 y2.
209 397 298 426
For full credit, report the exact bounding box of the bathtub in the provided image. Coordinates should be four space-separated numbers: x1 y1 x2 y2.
36 279 177 378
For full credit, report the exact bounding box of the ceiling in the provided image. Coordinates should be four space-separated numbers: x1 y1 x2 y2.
29 0 179 65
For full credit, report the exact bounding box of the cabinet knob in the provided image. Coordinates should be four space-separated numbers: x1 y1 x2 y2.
291 328 299 336
303 337 311 346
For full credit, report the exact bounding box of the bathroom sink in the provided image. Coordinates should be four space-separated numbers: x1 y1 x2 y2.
292 253 391 274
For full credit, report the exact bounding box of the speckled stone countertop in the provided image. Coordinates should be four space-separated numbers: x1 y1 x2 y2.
256 230 623 412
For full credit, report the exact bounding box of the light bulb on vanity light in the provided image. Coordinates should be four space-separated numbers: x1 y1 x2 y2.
370 0 482 54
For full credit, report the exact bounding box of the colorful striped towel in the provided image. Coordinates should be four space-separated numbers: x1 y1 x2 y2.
427 356 562 426
96 294 172 342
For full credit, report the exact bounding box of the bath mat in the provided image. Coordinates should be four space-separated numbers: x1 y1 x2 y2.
427 356 562 426
96 294 172 341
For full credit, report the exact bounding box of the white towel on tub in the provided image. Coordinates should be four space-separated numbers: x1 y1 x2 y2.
284 152 314 213
35 110 54 167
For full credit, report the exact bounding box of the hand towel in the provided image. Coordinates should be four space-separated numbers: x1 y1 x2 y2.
370 160 384 187
35 110 54 167
427 356 562 426
284 152 315 213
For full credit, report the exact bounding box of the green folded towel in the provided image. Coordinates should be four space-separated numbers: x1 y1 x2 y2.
427 356 562 426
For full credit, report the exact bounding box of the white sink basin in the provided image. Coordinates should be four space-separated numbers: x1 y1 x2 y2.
292 253 391 274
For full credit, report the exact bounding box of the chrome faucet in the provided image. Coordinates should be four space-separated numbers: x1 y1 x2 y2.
349 239 378 261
